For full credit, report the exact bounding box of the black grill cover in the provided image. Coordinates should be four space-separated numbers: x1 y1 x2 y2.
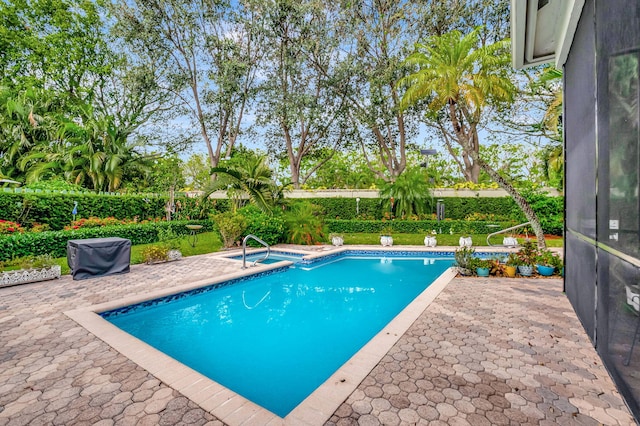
67 237 131 280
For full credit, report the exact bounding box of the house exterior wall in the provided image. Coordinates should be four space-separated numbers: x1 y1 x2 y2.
564 0 640 420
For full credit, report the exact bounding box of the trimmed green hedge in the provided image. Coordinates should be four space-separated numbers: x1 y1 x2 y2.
298 195 562 223
0 220 212 261
0 192 562 235
0 192 227 230
326 219 517 235
302 198 383 220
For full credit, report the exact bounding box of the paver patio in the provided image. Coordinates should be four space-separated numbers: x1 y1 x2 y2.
0 246 635 425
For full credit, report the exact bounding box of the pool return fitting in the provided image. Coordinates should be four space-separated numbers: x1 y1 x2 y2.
241 234 270 269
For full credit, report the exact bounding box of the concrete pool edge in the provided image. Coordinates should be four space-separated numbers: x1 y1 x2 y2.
64 258 458 426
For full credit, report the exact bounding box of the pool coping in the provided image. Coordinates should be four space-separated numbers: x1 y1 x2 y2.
65 251 459 426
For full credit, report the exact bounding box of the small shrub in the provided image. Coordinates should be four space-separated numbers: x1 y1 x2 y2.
29 223 50 232
142 245 169 263
65 217 127 230
454 246 475 275
157 227 181 250
212 212 247 248
0 219 24 234
516 240 539 265
237 205 286 246
284 202 326 245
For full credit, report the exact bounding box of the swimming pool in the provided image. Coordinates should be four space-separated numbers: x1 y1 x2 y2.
101 253 452 417
229 251 304 265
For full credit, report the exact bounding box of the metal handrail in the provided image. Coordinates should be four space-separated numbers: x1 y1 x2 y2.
242 234 270 269
486 222 531 247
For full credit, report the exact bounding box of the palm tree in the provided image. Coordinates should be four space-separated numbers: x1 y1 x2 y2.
535 67 563 141
379 168 431 219
399 27 548 248
202 155 281 214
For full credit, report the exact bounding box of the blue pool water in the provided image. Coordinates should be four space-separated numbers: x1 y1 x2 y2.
103 255 452 417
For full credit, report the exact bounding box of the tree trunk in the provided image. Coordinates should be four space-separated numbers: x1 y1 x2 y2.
477 160 546 249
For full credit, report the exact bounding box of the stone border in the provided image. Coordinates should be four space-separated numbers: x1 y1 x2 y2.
65 254 458 425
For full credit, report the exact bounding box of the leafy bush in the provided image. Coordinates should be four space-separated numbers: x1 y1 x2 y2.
237 205 286 246
298 198 382 220
64 216 131 230
0 192 226 231
378 168 431 218
0 219 24 234
0 220 212 261
29 223 50 232
141 245 170 263
212 212 247 248
284 202 326 245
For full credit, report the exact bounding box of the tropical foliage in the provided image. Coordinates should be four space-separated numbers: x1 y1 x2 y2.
399 27 548 248
202 153 285 214
378 168 431 219
0 1 562 195
284 202 326 245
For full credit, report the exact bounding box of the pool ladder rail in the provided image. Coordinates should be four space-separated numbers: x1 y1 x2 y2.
241 234 270 269
486 222 531 247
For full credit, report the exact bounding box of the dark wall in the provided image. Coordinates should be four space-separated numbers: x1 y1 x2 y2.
564 0 640 421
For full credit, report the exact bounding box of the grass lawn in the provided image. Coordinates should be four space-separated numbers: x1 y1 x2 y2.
342 233 564 248
49 231 562 275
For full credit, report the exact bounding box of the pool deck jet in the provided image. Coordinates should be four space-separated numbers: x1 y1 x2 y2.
0 245 634 425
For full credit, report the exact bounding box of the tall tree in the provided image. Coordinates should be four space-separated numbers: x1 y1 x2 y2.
323 0 422 182
418 0 510 43
400 27 548 248
256 0 349 189
0 0 113 101
111 0 264 169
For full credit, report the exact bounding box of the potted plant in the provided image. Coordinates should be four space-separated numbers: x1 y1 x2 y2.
0 254 61 288
380 226 394 247
489 257 506 277
550 253 564 276
535 249 559 276
424 230 437 247
458 223 472 247
329 233 344 247
454 246 475 275
504 252 520 278
514 240 538 276
470 257 492 277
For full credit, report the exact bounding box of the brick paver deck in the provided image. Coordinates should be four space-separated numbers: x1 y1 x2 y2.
0 247 635 425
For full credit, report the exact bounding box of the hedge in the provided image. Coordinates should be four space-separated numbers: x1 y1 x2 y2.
0 191 562 234
326 219 517 235
297 195 562 224
0 220 213 261
0 192 227 231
